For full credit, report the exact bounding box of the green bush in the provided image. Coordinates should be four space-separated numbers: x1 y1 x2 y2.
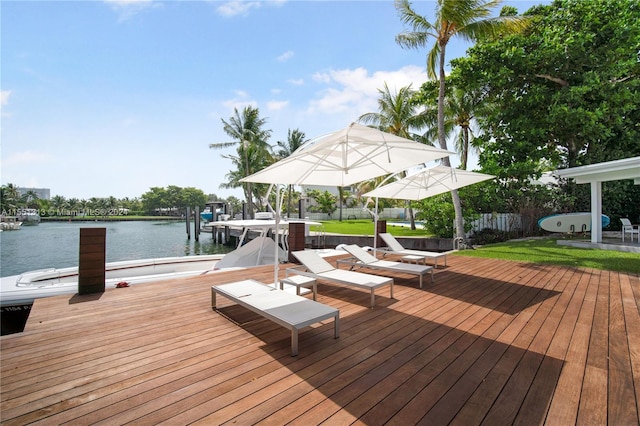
470 228 516 245
413 193 479 238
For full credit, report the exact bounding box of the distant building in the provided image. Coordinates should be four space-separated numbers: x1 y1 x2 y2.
17 187 50 200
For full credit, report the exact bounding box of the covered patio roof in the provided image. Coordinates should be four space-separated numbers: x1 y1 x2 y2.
555 156 640 243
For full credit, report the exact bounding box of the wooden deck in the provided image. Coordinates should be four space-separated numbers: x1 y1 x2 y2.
1 254 639 425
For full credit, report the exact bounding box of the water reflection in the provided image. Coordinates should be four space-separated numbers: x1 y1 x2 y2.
0 220 233 276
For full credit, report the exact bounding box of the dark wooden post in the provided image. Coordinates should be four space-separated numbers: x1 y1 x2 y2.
376 220 387 248
288 222 306 263
78 228 106 295
195 206 200 241
186 207 191 239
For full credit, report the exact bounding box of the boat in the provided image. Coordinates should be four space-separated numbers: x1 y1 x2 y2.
538 212 610 233
0 218 318 309
200 207 214 222
0 254 228 309
16 208 41 225
200 207 229 223
0 217 320 334
0 216 22 231
0 254 232 335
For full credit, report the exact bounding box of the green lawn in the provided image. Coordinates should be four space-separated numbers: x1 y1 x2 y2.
453 238 640 274
311 219 432 237
310 220 639 274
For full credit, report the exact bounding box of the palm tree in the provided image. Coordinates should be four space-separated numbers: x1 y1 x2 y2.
67 198 80 217
23 189 40 209
395 0 528 241
50 195 68 216
418 80 481 170
359 82 426 229
210 106 272 218
219 142 273 214
1 183 21 213
449 87 481 170
275 129 307 217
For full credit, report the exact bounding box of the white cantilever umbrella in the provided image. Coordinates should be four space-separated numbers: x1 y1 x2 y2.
241 122 455 284
242 122 455 187
364 165 495 200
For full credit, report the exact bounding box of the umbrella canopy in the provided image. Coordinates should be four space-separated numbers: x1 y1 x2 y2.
364 165 495 200
238 123 453 284
241 122 454 187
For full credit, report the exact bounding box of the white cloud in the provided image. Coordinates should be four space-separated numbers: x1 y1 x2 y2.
307 65 428 116
312 72 331 84
288 78 304 86
267 100 288 111
216 1 262 17
277 50 294 62
221 91 258 112
104 0 160 22
216 0 286 17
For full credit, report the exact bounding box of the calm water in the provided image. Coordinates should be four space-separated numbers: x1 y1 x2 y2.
0 221 233 277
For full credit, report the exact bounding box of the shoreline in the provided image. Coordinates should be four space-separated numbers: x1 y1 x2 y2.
40 216 183 222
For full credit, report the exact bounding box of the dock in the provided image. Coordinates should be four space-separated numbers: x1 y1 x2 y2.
1 254 638 424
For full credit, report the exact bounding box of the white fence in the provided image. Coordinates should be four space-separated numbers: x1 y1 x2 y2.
303 207 406 221
465 213 523 237
300 210 523 237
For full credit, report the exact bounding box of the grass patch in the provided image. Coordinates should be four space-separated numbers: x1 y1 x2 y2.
310 220 432 237
454 238 640 274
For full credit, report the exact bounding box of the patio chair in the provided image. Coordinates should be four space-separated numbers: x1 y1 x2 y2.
378 233 448 268
620 218 639 242
211 280 339 356
337 244 433 288
289 250 393 308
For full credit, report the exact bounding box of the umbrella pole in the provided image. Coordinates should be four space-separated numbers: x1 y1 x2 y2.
374 197 379 251
274 186 281 286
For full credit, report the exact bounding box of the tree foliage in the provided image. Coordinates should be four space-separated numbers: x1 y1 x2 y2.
413 192 479 238
210 106 273 218
358 82 426 228
395 0 529 241
140 185 207 215
275 128 307 217
451 0 640 223
306 189 337 217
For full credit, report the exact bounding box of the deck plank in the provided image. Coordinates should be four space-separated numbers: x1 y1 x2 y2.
607 271 640 425
1 253 638 425
576 269 609 425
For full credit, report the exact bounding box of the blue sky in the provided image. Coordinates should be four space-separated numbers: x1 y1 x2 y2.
2 0 546 201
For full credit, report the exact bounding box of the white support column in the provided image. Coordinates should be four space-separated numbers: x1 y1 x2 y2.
591 180 603 243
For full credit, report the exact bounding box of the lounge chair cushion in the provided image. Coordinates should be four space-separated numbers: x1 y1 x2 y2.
379 233 408 252
292 250 336 274
342 244 379 264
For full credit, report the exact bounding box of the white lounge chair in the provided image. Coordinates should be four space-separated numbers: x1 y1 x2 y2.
289 250 394 308
337 244 433 288
621 218 639 242
211 279 339 356
378 233 448 268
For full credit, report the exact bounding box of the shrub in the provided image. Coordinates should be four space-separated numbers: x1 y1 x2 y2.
470 228 516 245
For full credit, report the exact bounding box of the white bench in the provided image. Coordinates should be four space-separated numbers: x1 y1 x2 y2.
211 280 339 356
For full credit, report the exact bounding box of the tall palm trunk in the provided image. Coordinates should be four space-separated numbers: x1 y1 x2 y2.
408 202 416 229
243 145 255 218
438 41 465 241
461 126 470 170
